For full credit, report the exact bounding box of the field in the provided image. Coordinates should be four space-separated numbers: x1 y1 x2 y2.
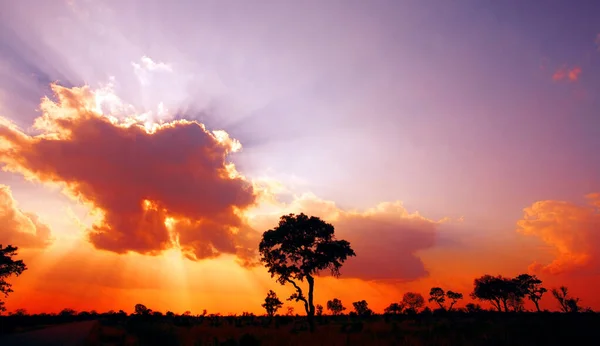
3 311 599 346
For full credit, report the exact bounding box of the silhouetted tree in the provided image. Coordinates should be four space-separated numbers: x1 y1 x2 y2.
428 287 446 310
551 286 581 312
507 292 525 312
259 213 355 331
402 292 425 313
315 304 323 316
465 303 482 313
471 275 518 312
12 308 27 316
262 290 283 316
285 306 295 316
134 304 150 315
352 300 373 317
384 302 405 315
514 274 546 312
59 308 76 317
327 298 346 315
446 291 463 311
0 245 27 312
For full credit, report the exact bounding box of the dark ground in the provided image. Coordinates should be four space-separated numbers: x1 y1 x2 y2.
1 312 599 346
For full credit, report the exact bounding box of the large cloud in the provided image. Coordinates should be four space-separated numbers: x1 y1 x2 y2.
248 192 441 282
0 184 52 248
0 84 257 261
517 193 600 274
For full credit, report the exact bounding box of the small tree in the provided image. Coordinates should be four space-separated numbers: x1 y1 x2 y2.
352 300 373 317
428 287 446 310
551 286 581 313
471 275 518 312
59 308 77 317
285 306 295 316
327 298 346 315
259 213 356 331
465 303 482 313
514 274 546 312
316 304 323 316
446 291 463 311
134 304 149 315
262 290 283 316
384 302 405 315
0 245 27 313
402 292 425 312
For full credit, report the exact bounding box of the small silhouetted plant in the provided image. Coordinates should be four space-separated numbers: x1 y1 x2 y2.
552 286 581 312
262 290 283 317
446 291 463 311
285 306 294 316
402 292 425 313
327 298 346 315
315 304 323 316
352 300 372 317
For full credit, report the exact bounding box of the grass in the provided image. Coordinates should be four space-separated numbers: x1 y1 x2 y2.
77 311 600 346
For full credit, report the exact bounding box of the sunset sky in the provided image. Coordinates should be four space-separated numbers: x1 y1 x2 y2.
1 0 599 315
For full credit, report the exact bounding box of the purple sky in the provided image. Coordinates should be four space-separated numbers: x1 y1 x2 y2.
1 0 599 238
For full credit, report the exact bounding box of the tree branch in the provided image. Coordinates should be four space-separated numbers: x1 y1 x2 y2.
285 278 309 314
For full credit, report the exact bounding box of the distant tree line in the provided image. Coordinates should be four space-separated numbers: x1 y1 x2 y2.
0 213 595 323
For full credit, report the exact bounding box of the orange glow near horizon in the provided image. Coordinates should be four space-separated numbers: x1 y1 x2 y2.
1 82 599 316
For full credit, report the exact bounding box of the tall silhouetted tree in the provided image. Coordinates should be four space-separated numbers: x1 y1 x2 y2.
259 213 355 331
471 275 518 312
446 291 463 311
428 287 446 310
402 292 425 313
514 274 546 312
327 298 346 315
0 245 27 313
352 300 373 316
551 286 581 313
262 290 283 316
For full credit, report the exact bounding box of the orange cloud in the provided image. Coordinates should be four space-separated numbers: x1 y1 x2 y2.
552 65 581 82
248 192 443 282
0 184 53 248
0 84 257 262
516 193 600 274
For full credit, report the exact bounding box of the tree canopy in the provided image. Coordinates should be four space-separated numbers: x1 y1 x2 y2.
0 245 27 312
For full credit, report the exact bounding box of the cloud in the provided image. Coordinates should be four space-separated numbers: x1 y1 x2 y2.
132 56 173 85
247 192 443 282
552 65 581 82
0 83 257 262
0 184 52 248
516 193 600 274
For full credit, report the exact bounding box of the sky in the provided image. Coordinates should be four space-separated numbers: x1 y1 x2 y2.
0 0 599 314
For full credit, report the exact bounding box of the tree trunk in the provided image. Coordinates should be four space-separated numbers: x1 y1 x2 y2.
533 300 541 312
502 299 508 312
307 275 315 332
